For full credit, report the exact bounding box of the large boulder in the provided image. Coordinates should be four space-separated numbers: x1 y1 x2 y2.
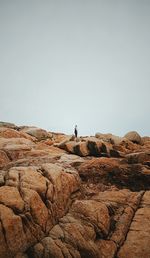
59 154 85 167
71 200 110 237
124 131 142 144
95 133 124 145
0 138 35 162
54 135 75 148
20 127 52 141
57 137 111 157
0 127 36 141
86 137 109 157
0 137 35 150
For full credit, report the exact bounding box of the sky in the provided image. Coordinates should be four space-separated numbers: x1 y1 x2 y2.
0 0 150 136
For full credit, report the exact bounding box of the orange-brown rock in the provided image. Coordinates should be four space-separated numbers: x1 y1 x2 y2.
20 127 52 141
124 131 142 144
96 240 117 258
95 132 124 145
78 157 150 191
0 186 24 212
59 153 84 167
78 157 119 177
52 133 74 143
126 151 150 164
31 200 110 258
0 127 36 141
118 191 150 258
0 150 10 168
0 163 80 258
71 200 110 236
0 123 150 258
0 204 28 258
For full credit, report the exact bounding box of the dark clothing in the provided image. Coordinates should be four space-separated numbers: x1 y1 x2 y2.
74 128 78 138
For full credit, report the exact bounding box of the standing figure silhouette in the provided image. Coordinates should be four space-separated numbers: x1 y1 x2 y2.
74 125 78 138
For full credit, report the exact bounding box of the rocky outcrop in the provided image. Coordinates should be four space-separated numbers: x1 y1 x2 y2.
30 200 110 258
0 123 150 258
95 132 124 145
78 157 150 191
0 127 36 141
20 127 52 141
0 164 80 258
126 151 150 164
117 191 150 258
57 137 121 158
28 189 144 258
124 131 142 144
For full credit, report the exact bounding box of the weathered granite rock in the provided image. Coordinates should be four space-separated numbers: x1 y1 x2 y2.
124 131 142 144
53 133 75 144
29 200 110 258
96 240 117 258
20 127 52 141
78 157 150 191
58 154 85 167
0 163 80 258
0 186 24 212
86 137 108 157
0 204 28 258
29 189 144 258
0 127 36 141
0 150 10 167
0 138 36 162
0 124 150 258
126 151 150 164
142 136 150 143
78 157 120 179
58 138 110 157
95 132 124 145
0 137 35 150
117 191 150 258
71 200 110 237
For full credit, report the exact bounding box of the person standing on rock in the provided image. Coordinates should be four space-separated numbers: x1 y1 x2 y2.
74 125 78 138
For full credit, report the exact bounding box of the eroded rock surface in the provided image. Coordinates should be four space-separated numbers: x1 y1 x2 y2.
0 123 150 258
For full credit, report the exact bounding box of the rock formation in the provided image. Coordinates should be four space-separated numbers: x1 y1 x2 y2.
0 123 150 258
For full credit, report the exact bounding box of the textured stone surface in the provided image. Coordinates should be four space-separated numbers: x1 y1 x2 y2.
117 191 150 258
0 124 150 258
0 162 80 257
0 150 10 168
20 127 52 140
124 131 142 144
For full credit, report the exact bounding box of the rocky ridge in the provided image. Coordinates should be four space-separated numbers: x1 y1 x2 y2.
0 123 150 258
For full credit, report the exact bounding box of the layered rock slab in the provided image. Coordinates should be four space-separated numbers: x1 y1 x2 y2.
117 191 150 258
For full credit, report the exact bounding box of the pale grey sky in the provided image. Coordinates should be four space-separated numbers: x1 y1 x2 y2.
0 0 150 136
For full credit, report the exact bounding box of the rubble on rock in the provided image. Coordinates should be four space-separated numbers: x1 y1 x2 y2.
0 122 150 258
